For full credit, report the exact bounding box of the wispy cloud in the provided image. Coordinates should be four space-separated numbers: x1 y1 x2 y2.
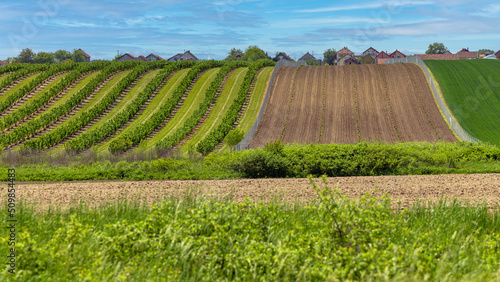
295 0 433 13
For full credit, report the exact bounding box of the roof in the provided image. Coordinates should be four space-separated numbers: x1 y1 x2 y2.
363 47 379 54
137 55 149 62
416 54 459 60
0 60 7 66
376 51 390 58
119 53 136 60
147 53 165 60
167 53 183 61
298 52 316 61
182 50 199 61
390 50 406 57
337 47 354 55
274 52 294 61
77 49 91 58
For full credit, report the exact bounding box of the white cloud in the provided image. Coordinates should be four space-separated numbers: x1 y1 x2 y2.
295 0 434 13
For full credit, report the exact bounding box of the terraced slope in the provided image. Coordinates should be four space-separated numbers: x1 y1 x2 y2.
219 66 273 152
425 60 500 145
96 68 190 153
179 67 248 154
250 64 456 148
139 68 221 150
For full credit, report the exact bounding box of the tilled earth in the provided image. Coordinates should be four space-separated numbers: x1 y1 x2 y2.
3 173 500 212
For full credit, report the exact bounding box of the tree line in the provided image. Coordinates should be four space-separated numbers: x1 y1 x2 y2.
5 48 88 64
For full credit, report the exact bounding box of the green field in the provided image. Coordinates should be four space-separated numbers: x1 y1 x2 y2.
425 60 500 145
97 68 191 153
179 67 248 154
0 73 41 104
1 179 499 280
220 66 273 152
140 68 220 150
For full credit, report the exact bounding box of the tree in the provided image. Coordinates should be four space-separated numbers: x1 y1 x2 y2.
425 42 449 54
33 52 55 64
225 129 245 147
478 49 495 55
323 48 336 65
243 45 268 62
17 48 36 63
54 50 72 62
72 50 86 62
306 59 320 66
225 48 244 61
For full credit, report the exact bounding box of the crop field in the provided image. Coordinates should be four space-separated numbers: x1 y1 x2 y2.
250 64 456 148
425 60 500 145
0 60 274 156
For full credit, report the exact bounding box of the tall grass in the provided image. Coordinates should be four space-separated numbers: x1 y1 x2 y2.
1 178 499 280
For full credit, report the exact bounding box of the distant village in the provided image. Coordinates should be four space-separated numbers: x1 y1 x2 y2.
1 47 500 67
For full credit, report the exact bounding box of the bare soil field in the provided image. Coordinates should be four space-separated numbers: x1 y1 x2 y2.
250 64 456 147
5 174 500 212
249 67 296 147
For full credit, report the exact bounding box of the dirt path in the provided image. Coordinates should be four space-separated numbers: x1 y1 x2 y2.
4 173 500 212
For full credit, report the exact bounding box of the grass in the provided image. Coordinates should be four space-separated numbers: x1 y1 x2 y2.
180 67 249 155
44 71 101 110
220 66 273 153
140 68 220 150
96 68 190 153
0 73 41 104
1 179 499 280
0 73 70 122
2 141 500 181
425 60 500 145
52 69 161 152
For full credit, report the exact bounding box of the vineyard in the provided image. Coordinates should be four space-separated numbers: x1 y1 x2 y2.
425 60 500 146
250 64 457 147
0 60 274 156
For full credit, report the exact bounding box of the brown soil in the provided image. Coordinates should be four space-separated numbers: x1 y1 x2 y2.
4 174 500 212
250 64 456 147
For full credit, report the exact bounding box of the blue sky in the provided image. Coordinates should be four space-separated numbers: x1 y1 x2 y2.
2 0 500 60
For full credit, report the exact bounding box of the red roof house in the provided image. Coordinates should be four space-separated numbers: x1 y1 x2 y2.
389 50 406 58
137 55 149 62
376 51 390 64
146 53 164 61
496 50 500 60
117 53 136 62
0 60 7 66
456 48 478 60
76 49 91 62
273 52 294 62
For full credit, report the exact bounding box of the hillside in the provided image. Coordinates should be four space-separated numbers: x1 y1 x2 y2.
425 60 500 145
249 64 456 148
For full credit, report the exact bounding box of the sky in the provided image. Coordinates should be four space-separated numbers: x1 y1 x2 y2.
1 0 500 61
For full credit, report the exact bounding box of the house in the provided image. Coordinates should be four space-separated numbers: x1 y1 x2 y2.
298 52 321 64
335 47 354 64
337 55 358 66
416 54 459 60
146 53 164 61
180 50 199 61
362 47 379 58
273 52 294 62
117 53 136 62
137 55 149 62
0 60 7 67
360 54 375 64
456 48 478 60
376 51 390 64
496 50 500 60
443 50 452 55
389 50 406 59
76 49 91 62
167 53 183 62
168 51 199 62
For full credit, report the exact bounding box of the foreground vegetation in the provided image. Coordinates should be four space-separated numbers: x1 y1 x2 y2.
1 141 499 181
1 178 499 280
425 60 500 146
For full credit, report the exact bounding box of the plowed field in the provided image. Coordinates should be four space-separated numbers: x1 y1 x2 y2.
250 64 456 147
7 173 500 212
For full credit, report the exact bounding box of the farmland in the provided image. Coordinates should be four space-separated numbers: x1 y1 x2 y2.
425 60 500 145
1 59 500 280
250 64 456 148
0 60 274 156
